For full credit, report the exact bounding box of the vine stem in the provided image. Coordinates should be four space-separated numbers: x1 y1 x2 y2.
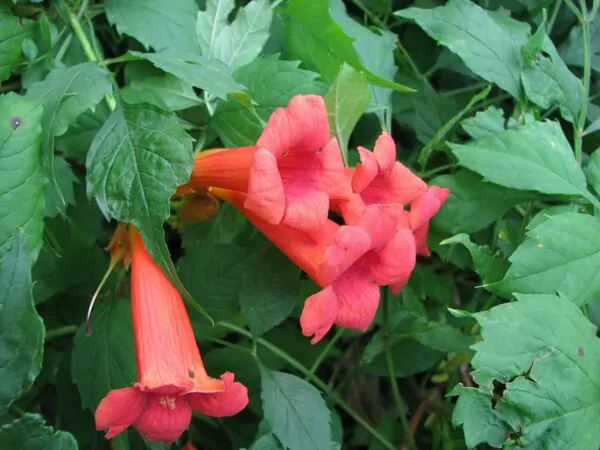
218 322 396 450
382 290 417 449
45 325 78 342
574 0 591 165
66 5 117 111
306 328 345 380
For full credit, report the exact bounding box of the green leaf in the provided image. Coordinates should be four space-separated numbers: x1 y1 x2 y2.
104 0 199 53
441 233 509 287
32 204 108 304
0 13 34 84
419 85 491 165
179 243 254 322
204 347 262 413
362 339 444 377
239 246 301 337
498 213 600 305
43 156 78 218
196 0 272 69
411 81 459 145
560 17 600 74
363 313 472 364
450 385 509 448
55 103 111 163
461 106 506 139
25 62 113 204
431 170 533 234
72 297 136 411
521 35 583 123
0 233 44 413
131 50 245 100
449 121 589 197
282 0 411 92
249 433 284 450
212 55 327 147
329 0 397 124
585 148 600 195
0 93 45 260
85 104 195 311
397 0 527 99
324 63 371 164
0 414 77 449
121 73 202 111
260 367 333 450
453 294 600 449
181 203 252 245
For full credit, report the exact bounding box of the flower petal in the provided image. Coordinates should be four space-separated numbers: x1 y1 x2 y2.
95 387 146 439
353 204 403 249
333 268 380 332
409 186 450 256
319 138 352 198
281 185 329 233
373 132 396 173
320 225 371 285
129 228 225 394
352 147 378 193
134 393 192 443
368 228 416 287
300 286 340 344
189 372 249 417
413 222 432 257
257 95 330 155
245 148 286 225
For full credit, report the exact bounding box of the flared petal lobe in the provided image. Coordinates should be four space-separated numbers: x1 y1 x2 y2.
95 387 146 439
129 228 225 394
189 372 249 417
409 186 450 256
256 94 330 156
133 394 192 444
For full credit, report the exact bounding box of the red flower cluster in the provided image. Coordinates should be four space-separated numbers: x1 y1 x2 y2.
179 95 449 344
95 225 248 443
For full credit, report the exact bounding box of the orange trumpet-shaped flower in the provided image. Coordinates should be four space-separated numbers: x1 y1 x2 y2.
211 189 416 343
180 95 350 234
95 225 248 443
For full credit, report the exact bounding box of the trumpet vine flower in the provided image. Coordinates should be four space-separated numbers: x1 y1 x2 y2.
95 225 248 443
180 95 349 233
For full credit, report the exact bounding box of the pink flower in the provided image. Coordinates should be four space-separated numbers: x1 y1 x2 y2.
409 186 450 257
179 95 349 233
335 131 427 224
210 189 416 344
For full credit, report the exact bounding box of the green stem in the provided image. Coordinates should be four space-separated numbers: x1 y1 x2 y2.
9 403 25 418
45 325 78 342
419 163 457 179
562 0 582 18
517 201 534 242
574 2 591 165
395 39 423 80
347 0 388 29
219 322 396 450
102 53 145 66
441 82 489 97
382 291 416 449
306 328 345 380
67 6 117 111
547 0 562 34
